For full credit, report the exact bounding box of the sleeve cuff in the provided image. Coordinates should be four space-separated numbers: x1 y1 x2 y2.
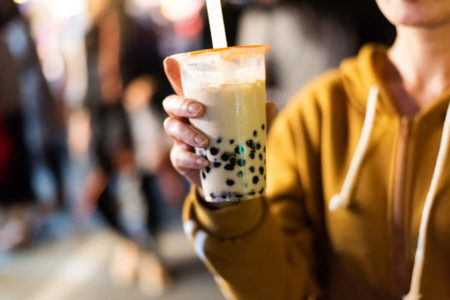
184 185 266 239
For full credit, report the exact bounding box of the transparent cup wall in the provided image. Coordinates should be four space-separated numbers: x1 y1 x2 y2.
176 47 268 202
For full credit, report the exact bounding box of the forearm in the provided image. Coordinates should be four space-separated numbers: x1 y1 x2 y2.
183 187 321 299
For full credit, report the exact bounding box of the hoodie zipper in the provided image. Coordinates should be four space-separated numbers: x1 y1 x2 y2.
392 116 412 297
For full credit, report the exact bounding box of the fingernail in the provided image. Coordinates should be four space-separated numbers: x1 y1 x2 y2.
196 157 208 167
188 103 202 114
194 135 207 146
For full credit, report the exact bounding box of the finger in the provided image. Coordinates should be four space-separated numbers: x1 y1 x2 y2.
164 117 209 148
266 102 278 130
174 138 193 151
170 144 209 171
163 57 183 96
163 95 205 118
169 145 204 187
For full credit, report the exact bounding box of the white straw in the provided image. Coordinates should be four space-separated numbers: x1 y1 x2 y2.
206 0 228 48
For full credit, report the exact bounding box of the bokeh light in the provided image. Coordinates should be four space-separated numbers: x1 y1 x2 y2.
160 0 204 22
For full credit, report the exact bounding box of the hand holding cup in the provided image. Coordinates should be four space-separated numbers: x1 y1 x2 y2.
163 49 277 200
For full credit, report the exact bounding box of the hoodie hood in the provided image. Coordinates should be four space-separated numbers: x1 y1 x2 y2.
341 44 450 119
340 44 399 116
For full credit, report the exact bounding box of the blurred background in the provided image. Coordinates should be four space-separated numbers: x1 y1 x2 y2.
0 0 394 299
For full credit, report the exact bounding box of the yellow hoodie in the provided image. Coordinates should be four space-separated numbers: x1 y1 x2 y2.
182 44 450 300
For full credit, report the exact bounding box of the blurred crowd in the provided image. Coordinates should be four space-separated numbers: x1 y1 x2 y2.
0 0 394 297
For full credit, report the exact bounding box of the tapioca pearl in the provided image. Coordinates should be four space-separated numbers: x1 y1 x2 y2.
261 124 265 130
249 166 255 173
229 139 234 144
210 147 219 156
259 153 263 160
221 152 231 161
201 172 206 179
252 176 259 184
220 193 231 200
259 167 264 175
249 151 256 159
224 164 234 171
217 137 222 144
226 179 235 186
253 130 257 137
258 188 264 194
246 140 254 148
249 191 256 196
210 193 216 199
237 159 246 167
230 157 237 166
223 192 234 201
213 162 222 168
235 145 244 154
264 175 266 180
237 171 243 178
205 166 211 173
256 143 261 150
263 146 266 152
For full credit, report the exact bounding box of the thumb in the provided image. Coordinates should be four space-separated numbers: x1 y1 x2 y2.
163 57 184 96
266 102 278 130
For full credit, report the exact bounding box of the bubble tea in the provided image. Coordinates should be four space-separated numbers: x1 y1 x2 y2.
171 46 269 202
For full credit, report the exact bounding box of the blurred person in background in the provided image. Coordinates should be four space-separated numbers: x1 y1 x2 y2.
233 0 395 109
76 0 185 296
235 0 356 108
0 0 60 251
163 0 450 299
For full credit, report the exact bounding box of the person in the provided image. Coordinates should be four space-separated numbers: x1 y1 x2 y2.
162 0 450 299
235 0 357 109
0 0 59 251
76 0 179 296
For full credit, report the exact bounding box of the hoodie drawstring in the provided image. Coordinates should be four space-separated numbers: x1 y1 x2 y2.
329 86 379 210
328 84 450 298
404 102 450 300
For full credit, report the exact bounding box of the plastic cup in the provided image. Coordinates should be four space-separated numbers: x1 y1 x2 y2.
171 46 269 202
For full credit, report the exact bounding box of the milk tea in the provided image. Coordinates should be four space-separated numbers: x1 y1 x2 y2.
187 80 266 202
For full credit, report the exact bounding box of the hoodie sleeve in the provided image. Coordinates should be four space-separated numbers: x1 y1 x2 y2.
182 89 324 299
